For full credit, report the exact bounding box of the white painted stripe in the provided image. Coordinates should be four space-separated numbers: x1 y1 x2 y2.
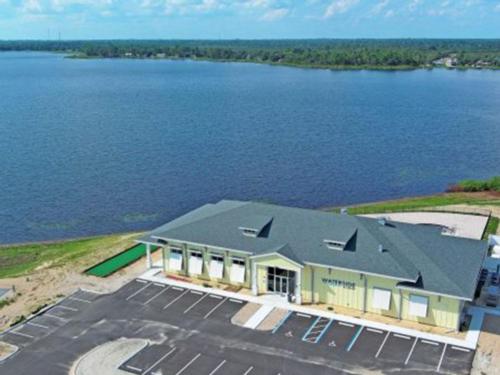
143 347 176 375
229 298 243 303
127 283 151 301
172 286 184 291
144 285 171 305
57 305 78 312
451 346 470 352
243 366 253 375
27 322 49 329
210 294 223 299
208 360 226 375
175 353 201 375
339 322 354 327
10 329 34 339
204 297 228 319
244 305 273 329
154 283 165 287
136 279 147 283
190 290 203 295
437 344 447 372
394 333 411 340
163 290 189 310
184 293 209 314
44 314 67 321
367 328 383 334
421 340 439 346
69 297 92 304
405 337 418 365
126 365 142 372
375 331 391 358
296 313 312 318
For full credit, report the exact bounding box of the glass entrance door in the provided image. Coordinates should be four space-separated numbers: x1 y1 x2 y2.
267 267 295 297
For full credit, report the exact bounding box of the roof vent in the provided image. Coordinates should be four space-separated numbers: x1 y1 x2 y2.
378 244 385 253
157 238 168 245
340 208 348 215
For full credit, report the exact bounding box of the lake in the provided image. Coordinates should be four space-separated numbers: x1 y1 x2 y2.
1 52 499 244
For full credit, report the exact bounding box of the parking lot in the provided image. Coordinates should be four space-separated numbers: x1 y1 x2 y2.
0 279 475 375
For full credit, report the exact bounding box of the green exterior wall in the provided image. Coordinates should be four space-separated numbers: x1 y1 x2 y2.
160 244 462 330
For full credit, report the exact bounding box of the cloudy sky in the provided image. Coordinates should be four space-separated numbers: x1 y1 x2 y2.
1 0 500 39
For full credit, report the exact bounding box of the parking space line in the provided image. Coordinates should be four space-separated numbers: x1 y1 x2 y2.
136 279 148 283
126 282 151 301
451 346 470 352
153 283 166 288
27 322 49 329
437 344 447 372
172 287 184 291
393 333 411 340
339 322 354 327
208 359 226 375
57 305 78 312
184 293 208 314
144 285 171 305
421 340 439 346
229 298 243 304
404 337 418 365
175 353 201 375
271 311 292 334
163 289 190 310
346 326 363 352
69 297 92 304
374 331 390 358
366 328 383 334
316 319 334 343
9 329 34 339
126 365 142 372
203 297 228 319
191 290 203 295
209 294 223 300
143 347 176 375
44 314 68 321
296 313 312 318
243 366 254 375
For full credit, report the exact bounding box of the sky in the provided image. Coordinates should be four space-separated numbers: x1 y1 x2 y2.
0 0 500 40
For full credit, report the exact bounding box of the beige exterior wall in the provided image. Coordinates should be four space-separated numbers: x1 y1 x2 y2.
160 245 462 330
162 243 252 289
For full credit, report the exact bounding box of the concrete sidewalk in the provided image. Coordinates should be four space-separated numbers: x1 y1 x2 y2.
140 268 486 350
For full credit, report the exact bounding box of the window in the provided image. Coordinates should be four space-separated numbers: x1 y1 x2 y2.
242 228 258 237
324 239 345 250
188 251 203 275
409 294 428 317
209 254 224 279
372 288 391 310
230 257 246 283
169 248 183 271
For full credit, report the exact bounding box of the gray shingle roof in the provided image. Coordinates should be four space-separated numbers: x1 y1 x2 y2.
141 200 488 300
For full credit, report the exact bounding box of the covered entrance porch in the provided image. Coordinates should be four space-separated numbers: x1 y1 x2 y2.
250 249 303 304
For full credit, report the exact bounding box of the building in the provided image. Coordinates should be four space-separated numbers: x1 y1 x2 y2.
138 200 488 330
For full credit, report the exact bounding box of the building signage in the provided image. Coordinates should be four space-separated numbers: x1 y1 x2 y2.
321 278 356 290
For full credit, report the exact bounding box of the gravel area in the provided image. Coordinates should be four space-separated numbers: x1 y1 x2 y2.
256 308 288 331
231 302 261 327
472 314 500 375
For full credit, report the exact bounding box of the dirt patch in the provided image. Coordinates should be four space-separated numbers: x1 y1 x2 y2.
256 308 288 331
472 314 500 375
231 302 261 326
0 232 161 331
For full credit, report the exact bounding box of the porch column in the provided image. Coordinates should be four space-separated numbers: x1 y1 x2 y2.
146 243 152 269
295 268 302 304
251 260 258 295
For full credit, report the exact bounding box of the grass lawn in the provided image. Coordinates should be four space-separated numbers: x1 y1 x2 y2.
484 216 499 239
329 193 500 215
0 233 139 279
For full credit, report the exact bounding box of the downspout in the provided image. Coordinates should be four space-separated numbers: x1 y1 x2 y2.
362 273 367 313
398 289 403 320
311 267 315 304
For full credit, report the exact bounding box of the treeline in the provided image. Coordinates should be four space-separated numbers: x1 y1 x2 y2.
1 39 500 69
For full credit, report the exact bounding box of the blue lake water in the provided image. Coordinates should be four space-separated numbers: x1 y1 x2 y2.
1 52 499 244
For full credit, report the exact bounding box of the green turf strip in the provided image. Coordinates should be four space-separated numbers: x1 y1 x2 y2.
85 243 159 277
